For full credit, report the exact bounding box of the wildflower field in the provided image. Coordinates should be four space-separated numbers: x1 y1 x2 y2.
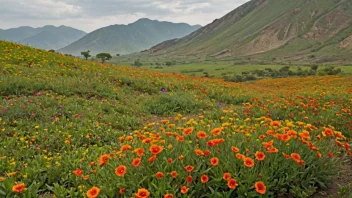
0 40 351 198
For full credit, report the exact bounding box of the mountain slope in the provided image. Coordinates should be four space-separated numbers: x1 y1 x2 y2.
150 0 352 63
0 25 86 50
58 18 201 56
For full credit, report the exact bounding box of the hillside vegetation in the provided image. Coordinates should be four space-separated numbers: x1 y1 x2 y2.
0 25 86 50
149 0 352 63
0 41 351 197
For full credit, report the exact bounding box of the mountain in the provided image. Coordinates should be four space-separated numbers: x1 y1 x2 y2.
149 0 352 63
0 25 86 50
58 18 201 56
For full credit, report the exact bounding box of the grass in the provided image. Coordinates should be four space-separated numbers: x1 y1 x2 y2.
137 62 352 78
0 41 351 198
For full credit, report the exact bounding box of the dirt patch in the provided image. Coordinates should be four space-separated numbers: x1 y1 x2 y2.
239 25 296 56
312 159 352 198
340 35 352 49
304 8 350 41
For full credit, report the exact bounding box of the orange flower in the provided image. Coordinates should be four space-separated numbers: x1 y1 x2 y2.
228 178 238 190
135 188 150 198
185 165 194 173
183 127 193 136
115 165 127 177
197 131 207 139
178 155 184 160
148 155 157 163
12 183 25 193
267 147 278 153
134 148 145 157
255 152 265 161
176 136 185 142
73 169 83 176
204 149 211 157
244 157 255 168
161 120 169 124
121 144 132 151
167 158 173 163
201 174 209 183
236 153 245 160
223 173 231 181
324 128 334 136
82 175 89 181
186 175 193 183
210 157 219 166
328 152 334 158
164 194 173 198
170 171 178 178
98 154 110 167
262 140 274 149
255 181 266 195
270 121 281 127
181 186 189 194
344 142 350 151
156 172 164 179
150 145 163 155
132 158 141 167
120 188 126 194
282 152 290 159
231 146 240 153
291 153 301 163
87 186 101 198
194 149 204 156
211 128 221 136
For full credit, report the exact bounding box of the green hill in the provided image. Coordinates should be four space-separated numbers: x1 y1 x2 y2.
149 0 352 63
0 25 86 50
58 18 201 56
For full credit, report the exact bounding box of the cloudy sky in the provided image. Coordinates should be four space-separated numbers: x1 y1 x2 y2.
0 0 249 32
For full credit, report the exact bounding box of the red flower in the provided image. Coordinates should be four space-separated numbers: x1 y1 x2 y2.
201 174 209 183
255 181 266 195
73 169 83 176
255 151 265 161
228 179 238 189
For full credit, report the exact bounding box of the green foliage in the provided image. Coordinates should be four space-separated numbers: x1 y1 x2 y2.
81 50 91 60
143 92 210 115
96 52 112 63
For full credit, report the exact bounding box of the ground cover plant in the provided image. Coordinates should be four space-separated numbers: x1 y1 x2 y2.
0 41 351 197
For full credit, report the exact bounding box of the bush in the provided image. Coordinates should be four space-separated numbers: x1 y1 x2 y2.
143 92 209 115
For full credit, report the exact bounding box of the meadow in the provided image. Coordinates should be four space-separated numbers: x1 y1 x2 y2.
109 55 352 79
0 40 352 198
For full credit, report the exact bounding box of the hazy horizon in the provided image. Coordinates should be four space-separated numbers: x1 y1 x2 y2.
0 0 249 32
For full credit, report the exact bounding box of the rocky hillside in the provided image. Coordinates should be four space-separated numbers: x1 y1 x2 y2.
149 0 352 63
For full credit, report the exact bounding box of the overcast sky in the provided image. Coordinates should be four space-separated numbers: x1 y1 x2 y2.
0 0 250 32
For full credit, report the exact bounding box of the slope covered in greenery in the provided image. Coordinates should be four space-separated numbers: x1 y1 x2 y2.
0 25 86 50
0 41 351 197
59 19 201 56
150 0 352 63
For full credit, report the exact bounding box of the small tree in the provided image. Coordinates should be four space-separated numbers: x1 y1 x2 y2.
96 53 112 63
81 50 91 60
48 49 55 53
116 54 120 57
134 59 143 67
311 65 319 71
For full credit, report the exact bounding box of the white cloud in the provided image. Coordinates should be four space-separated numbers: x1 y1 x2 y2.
0 0 250 32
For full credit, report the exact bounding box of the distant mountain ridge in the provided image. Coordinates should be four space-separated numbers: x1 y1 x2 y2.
59 18 201 56
149 0 352 63
0 25 86 50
